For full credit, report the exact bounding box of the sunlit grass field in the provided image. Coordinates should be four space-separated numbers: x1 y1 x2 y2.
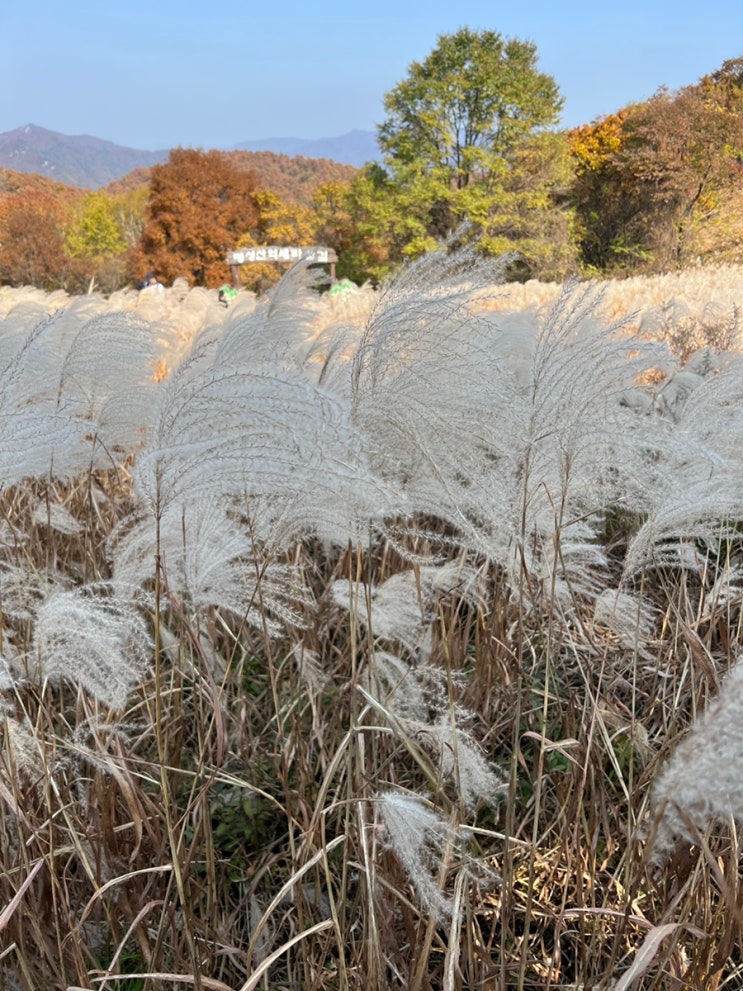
1 256 743 990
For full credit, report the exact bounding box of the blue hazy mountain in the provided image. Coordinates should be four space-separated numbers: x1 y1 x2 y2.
0 125 168 188
0 125 378 189
233 130 380 168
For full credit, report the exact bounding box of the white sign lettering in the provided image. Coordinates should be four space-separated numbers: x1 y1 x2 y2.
227 245 338 266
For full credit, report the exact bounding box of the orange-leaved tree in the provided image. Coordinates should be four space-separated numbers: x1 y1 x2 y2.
130 148 260 287
0 186 81 290
617 78 743 268
569 58 743 273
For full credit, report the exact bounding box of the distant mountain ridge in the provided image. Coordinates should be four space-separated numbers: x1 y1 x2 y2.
0 124 378 189
0 125 169 188
234 130 379 168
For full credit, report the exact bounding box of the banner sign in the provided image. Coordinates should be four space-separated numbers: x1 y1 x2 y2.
226 245 338 265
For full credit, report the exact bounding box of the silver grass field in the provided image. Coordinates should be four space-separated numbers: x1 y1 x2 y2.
1 256 743 990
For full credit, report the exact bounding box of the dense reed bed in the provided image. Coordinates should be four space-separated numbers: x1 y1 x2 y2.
1 256 743 990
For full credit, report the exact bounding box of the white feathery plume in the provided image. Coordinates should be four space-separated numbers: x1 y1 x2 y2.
362 661 508 808
213 261 325 368
134 352 400 547
0 296 64 349
32 585 152 710
106 280 230 366
0 712 45 781
699 562 743 623
362 650 428 722
0 562 58 624
0 293 96 377
0 297 170 482
331 561 484 656
111 499 313 638
350 259 669 612
0 315 89 487
0 656 14 691
593 588 657 654
648 656 743 865
57 310 174 460
301 320 362 393
376 791 462 918
408 715 508 809
32 500 84 535
623 355 743 576
497 283 669 605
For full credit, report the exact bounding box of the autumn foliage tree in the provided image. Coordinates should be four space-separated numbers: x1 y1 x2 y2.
570 59 743 272
568 110 638 271
621 86 743 267
0 187 79 290
312 180 360 280
314 167 431 285
232 189 320 291
65 191 128 293
130 148 261 287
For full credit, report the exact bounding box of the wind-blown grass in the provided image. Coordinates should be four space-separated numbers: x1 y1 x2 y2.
0 262 742 989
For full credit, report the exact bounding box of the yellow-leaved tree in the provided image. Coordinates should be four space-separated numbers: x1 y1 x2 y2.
234 190 319 292
65 191 128 293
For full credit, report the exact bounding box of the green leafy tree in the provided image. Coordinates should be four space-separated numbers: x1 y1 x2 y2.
315 168 434 285
379 28 562 185
342 27 576 281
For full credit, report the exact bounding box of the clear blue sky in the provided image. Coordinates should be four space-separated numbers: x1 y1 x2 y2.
2 0 741 151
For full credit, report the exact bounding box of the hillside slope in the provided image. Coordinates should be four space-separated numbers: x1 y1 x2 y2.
104 151 358 205
234 129 379 167
0 124 168 188
0 125 367 191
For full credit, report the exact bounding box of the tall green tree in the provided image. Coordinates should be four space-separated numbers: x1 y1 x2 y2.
315 168 436 285
337 27 576 281
379 27 562 187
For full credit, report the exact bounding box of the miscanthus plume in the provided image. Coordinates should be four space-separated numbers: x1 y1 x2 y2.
111 499 313 638
350 248 670 614
375 789 500 919
623 351 743 576
648 656 743 864
376 791 468 919
32 586 152 711
133 348 399 549
331 561 484 657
